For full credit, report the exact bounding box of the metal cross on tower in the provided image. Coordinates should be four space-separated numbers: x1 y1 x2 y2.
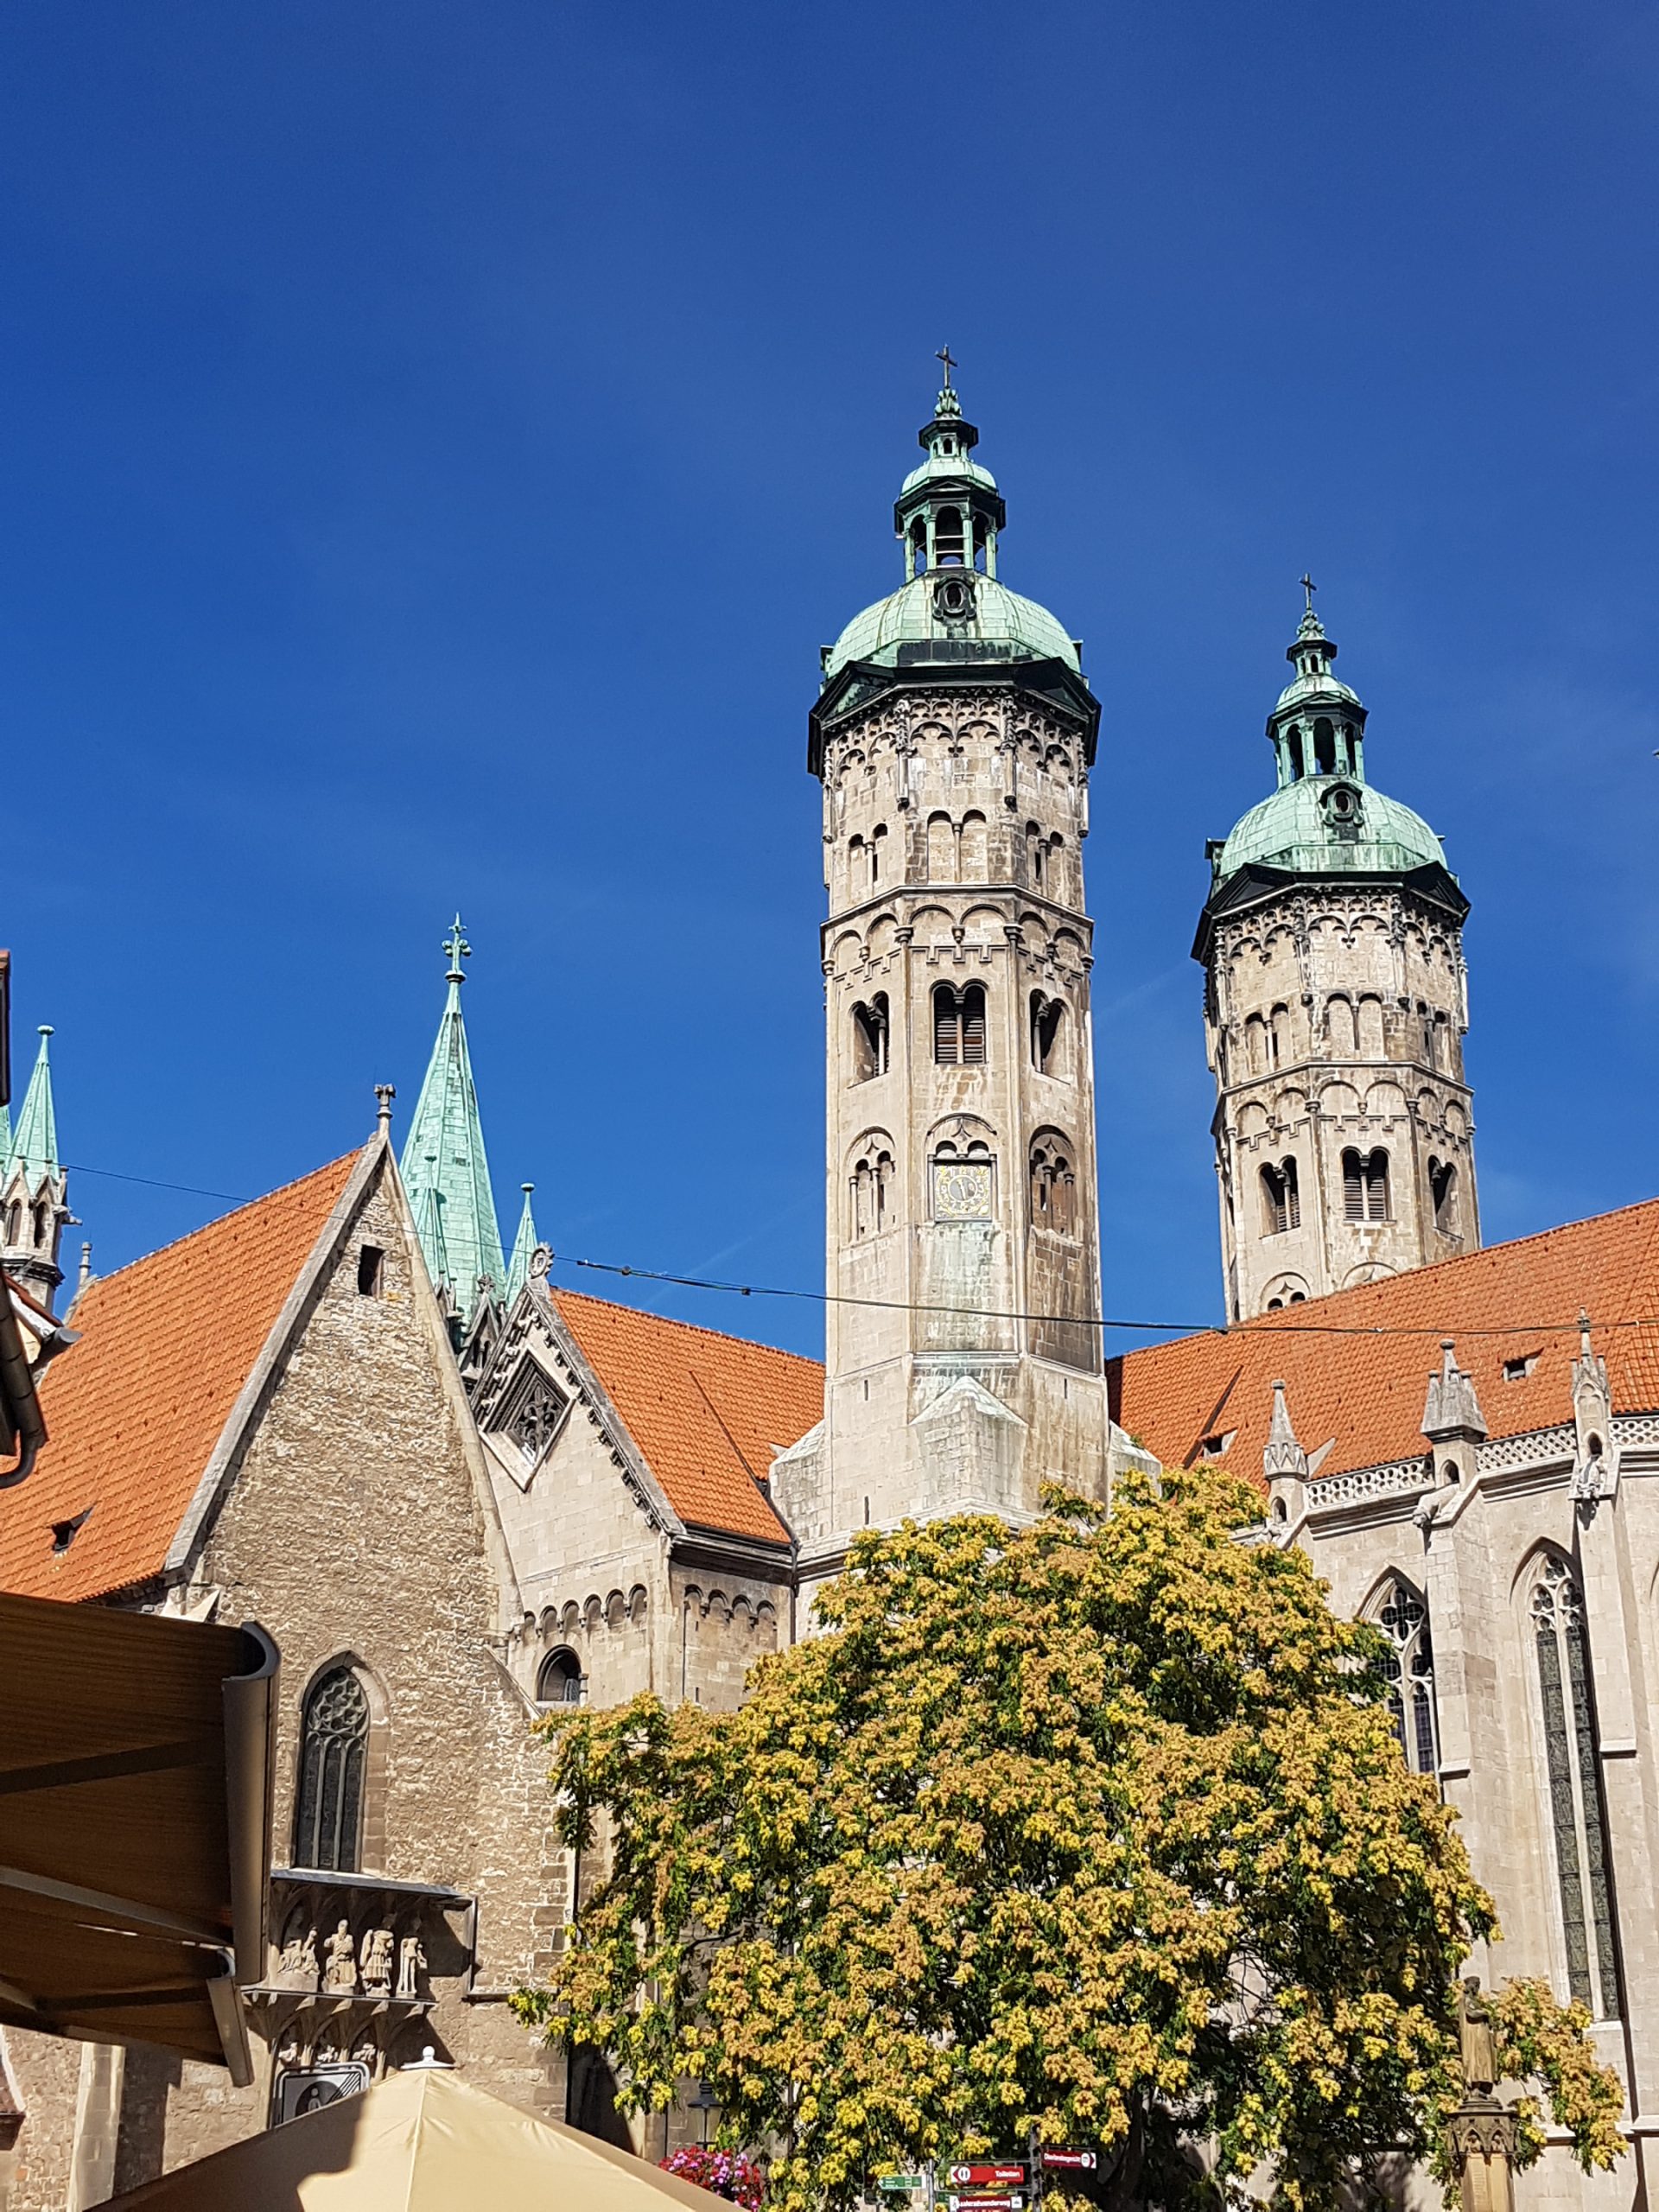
935 345 957 390
442 914 471 980
1300 573 1317 611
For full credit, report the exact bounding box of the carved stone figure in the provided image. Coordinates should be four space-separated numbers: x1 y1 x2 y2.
359 1926 394 1995
1459 1975 1497 2094
276 1926 319 1989
396 1933 426 2000
322 1920 359 1995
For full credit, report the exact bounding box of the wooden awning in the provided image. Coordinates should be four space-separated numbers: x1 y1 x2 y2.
0 1590 277 2082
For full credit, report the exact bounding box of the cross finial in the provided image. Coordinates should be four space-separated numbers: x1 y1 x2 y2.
374 1083 396 1137
935 345 957 390
442 913 471 982
1300 573 1317 612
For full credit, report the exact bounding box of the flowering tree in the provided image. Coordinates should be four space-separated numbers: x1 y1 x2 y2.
512 1471 1622 2212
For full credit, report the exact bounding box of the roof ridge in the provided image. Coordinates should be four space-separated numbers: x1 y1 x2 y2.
73 1151 365 1299
1228 1191 1659 1338
550 1285 824 1370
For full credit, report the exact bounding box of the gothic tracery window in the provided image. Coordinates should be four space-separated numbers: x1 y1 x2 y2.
294 1667 370 1873
1531 1556 1619 2017
1371 1576 1439 1778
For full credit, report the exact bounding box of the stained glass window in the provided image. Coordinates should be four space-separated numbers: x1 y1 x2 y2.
294 1667 369 1872
1532 1557 1619 2017
1372 1576 1439 1780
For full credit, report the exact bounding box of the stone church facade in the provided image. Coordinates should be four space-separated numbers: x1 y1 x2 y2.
2 376 1656 2212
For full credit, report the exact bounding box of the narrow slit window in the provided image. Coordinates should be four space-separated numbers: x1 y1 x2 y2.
357 1244 385 1297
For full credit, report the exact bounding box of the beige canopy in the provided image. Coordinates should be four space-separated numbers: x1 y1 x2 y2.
105 2067 736 2212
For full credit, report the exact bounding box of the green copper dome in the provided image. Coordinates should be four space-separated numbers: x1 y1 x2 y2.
1217 776 1446 878
822 368 1080 685
824 571 1079 681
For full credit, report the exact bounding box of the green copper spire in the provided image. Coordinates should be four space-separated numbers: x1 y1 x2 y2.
505 1182 538 1301
10 1027 60 1194
401 919 506 1326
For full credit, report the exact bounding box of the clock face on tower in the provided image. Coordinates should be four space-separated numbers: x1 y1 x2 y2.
932 1160 994 1221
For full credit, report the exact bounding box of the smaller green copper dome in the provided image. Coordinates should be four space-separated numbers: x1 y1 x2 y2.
824 572 1078 682
1217 775 1446 879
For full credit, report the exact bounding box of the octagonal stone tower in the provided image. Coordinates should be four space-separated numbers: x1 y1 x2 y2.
769 373 1129 1608
1195 599 1479 1321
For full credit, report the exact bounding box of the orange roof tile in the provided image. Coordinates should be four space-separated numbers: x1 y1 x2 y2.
551 1289 822 1544
1113 1197 1659 1489
0 1154 360 1603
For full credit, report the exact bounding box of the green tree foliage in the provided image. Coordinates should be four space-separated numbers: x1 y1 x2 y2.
512 1471 1622 2211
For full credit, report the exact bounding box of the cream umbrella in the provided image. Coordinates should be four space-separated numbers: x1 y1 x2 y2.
104 2067 739 2212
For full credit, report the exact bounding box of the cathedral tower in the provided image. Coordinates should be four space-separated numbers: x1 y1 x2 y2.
1195 596 1478 1319
0 1025 68 1313
770 370 1122 1601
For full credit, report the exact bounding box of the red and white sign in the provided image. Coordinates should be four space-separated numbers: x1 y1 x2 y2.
948 2195 1023 2212
1040 2152 1098 2173
948 2167 1026 2188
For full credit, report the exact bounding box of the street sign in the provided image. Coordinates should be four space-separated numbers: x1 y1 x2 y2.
948 2195 1024 2211
947 2167 1027 2187
1040 2152 1098 2173
877 2182 926 2195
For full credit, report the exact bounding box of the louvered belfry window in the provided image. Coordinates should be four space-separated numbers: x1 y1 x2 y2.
933 982 987 1067
1342 1147 1389 1223
1532 1558 1620 2017
294 1667 369 1872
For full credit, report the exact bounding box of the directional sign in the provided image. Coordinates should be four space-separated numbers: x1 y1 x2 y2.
877 2182 926 2195
948 2195 1024 2211
1040 2152 1098 2173
948 2167 1027 2187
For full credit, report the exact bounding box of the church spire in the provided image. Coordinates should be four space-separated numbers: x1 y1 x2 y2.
505 1183 538 1301
893 355 1007 582
401 919 506 1330
2 1027 68 1313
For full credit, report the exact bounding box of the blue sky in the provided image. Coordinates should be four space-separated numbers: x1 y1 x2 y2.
3 2 1656 1357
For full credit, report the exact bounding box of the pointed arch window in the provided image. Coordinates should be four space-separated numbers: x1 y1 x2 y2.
933 982 986 1067
1342 1147 1389 1223
1531 1557 1619 2017
294 1667 370 1873
1371 1576 1439 1777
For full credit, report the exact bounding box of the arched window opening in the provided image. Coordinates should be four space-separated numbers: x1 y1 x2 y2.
1372 1577 1439 1779
3 1202 17 1246
1430 1157 1459 1235
1031 992 1064 1075
1326 995 1357 1057
1268 1002 1287 1069
851 995 890 1083
1531 1558 1620 2016
959 810 988 880
30 1204 47 1248
1313 718 1336 775
1025 821 1045 889
294 1667 370 1873
1267 1297 1284 1312
1029 1138 1076 1236
972 516 989 572
1261 1157 1300 1236
1244 1012 1268 1076
1288 1290 1306 1304
933 982 987 1067
537 1648 583 1705
926 811 955 882
1357 995 1386 1058
1287 726 1305 781
1342 1147 1390 1224
1342 722 1357 770
909 519 927 577
869 823 887 886
934 505 965 565
847 833 865 889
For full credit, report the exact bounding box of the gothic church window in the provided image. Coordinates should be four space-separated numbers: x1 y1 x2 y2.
1261 1157 1300 1236
1531 1556 1619 2017
852 995 890 1083
1371 1576 1439 1779
1028 1137 1076 1236
294 1667 370 1873
1342 1147 1390 1223
537 1648 583 1706
493 1363 570 1472
933 982 986 1067
1430 1157 1459 1234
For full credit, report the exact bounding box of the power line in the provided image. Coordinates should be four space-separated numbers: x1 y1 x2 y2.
54 1156 1659 1347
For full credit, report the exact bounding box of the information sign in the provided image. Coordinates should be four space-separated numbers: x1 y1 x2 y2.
1040 2152 1098 2173
947 2166 1027 2187
877 2181 926 2195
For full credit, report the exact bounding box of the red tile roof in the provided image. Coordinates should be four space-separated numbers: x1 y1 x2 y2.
1113 1197 1659 1489
551 1289 822 1544
0 1155 359 1603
